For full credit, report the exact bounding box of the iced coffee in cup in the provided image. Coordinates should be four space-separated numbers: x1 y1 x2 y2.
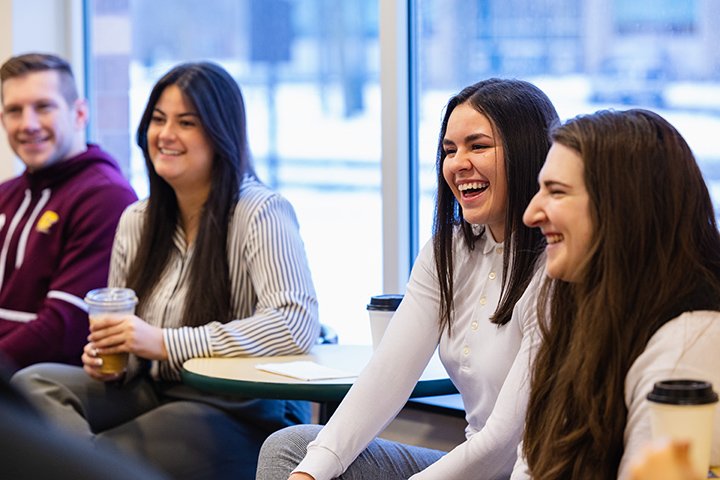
84 288 138 375
366 294 403 349
647 379 719 479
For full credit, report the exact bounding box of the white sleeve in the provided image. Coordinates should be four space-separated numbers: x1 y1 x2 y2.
619 312 720 480
509 441 531 480
411 269 544 480
295 240 443 480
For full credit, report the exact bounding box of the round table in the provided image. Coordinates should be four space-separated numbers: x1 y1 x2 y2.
182 344 458 422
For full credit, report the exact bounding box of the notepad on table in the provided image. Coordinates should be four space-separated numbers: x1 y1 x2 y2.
255 361 358 381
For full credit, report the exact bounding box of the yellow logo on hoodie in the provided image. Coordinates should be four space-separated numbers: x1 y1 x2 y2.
36 210 59 233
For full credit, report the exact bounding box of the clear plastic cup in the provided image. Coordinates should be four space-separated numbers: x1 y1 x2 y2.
84 288 138 375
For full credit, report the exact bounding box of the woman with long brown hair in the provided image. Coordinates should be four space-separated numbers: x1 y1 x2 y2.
518 109 720 479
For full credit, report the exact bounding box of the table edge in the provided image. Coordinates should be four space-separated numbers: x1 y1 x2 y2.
182 369 457 402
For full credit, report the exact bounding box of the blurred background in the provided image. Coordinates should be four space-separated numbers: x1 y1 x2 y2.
22 0 720 343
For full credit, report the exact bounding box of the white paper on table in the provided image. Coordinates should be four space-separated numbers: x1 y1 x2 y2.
254 361 358 381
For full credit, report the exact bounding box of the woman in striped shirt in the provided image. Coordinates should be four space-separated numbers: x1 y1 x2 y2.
12 62 319 480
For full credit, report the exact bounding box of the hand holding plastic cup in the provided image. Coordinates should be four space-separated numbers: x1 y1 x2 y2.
84 288 138 375
647 379 719 479
366 294 403 349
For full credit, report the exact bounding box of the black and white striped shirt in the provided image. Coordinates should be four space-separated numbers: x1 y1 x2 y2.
109 176 319 381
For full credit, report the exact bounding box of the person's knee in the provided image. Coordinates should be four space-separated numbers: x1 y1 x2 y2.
10 363 56 392
9 363 92 421
10 362 83 395
263 424 320 455
258 424 321 473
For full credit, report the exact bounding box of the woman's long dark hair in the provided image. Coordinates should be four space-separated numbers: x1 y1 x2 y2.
433 79 559 334
523 109 720 478
128 62 254 326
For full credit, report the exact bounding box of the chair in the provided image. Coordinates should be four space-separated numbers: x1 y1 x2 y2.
317 323 338 345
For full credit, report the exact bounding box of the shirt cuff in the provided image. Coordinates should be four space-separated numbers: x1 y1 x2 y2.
294 445 345 480
163 326 213 372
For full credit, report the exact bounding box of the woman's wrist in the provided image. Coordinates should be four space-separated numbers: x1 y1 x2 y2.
288 473 315 480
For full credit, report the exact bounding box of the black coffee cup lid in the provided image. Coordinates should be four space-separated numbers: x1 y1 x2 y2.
647 379 719 405
367 294 404 311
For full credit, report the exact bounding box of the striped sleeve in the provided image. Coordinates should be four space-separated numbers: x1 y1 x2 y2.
162 187 319 375
163 326 212 373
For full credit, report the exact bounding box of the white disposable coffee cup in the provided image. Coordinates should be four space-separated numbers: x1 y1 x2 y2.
366 294 403 349
647 379 719 479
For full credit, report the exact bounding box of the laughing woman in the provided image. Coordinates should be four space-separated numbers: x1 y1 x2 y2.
256 79 559 480
12 62 319 480
517 109 720 479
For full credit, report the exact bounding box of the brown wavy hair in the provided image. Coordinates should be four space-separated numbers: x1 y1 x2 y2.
523 109 720 479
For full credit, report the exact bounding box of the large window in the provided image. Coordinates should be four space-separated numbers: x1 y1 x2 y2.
86 0 720 344
415 0 720 246
87 0 382 344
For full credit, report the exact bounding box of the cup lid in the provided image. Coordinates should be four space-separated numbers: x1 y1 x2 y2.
647 379 719 405
367 294 404 311
84 287 138 308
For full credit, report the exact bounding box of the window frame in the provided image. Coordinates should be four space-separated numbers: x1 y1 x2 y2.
379 0 417 294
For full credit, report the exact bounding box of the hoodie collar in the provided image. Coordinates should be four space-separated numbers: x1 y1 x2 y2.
23 144 120 191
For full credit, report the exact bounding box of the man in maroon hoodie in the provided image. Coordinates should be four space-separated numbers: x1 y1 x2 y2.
0 53 137 372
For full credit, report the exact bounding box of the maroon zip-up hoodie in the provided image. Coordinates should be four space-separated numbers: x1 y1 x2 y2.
0 144 137 371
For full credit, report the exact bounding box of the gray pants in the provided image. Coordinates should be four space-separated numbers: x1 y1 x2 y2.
12 363 310 480
256 424 446 479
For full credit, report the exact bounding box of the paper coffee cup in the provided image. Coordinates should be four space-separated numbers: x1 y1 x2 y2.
647 379 718 479
367 294 403 349
84 288 138 375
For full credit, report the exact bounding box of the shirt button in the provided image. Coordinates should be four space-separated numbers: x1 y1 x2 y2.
463 346 470 356
489 271 496 280
471 321 479 330
479 296 487 305
496 247 504 255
